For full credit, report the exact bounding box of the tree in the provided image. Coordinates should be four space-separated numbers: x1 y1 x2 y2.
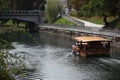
99 0 120 26
39 0 46 10
103 0 120 17
17 0 45 10
69 0 89 11
81 0 104 16
0 0 45 10
0 0 11 10
116 1 120 17
46 0 63 23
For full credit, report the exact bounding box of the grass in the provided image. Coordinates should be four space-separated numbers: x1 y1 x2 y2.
54 17 76 26
54 16 120 29
80 16 118 25
4 19 13 25
79 16 120 29
106 17 120 29
80 16 103 24
0 19 25 27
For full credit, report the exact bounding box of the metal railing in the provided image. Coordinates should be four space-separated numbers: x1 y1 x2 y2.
0 10 41 15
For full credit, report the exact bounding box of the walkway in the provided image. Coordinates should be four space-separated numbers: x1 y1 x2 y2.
62 15 120 37
63 15 104 29
72 17 104 28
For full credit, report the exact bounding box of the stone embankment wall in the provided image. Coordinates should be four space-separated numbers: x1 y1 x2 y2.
39 26 120 48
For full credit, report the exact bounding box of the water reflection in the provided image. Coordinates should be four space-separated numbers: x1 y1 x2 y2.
10 32 120 80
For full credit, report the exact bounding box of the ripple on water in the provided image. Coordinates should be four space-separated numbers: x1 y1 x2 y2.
11 42 120 80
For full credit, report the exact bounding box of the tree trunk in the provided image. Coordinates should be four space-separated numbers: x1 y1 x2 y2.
103 15 108 27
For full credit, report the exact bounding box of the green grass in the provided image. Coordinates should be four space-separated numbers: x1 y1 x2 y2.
80 16 118 25
1 19 25 27
106 17 120 29
79 16 120 29
4 20 13 25
54 17 76 26
80 16 103 24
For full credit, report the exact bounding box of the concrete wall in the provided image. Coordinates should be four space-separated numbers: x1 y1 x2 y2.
39 26 120 48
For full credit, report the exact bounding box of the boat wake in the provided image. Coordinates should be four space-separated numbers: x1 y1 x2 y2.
92 57 120 70
59 50 74 61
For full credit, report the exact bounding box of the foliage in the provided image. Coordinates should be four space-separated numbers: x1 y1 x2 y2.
0 50 26 80
80 0 104 17
104 17 120 29
103 0 120 17
82 0 120 17
0 27 38 49
0 0 45 10
0 27 39 79
69 0 89 11
116 1 120 17
0 28 14 49
69 0 120 29
69 11 78 17
45 0 63 23
0 0 11 10
70 0 120 18
0 39 13 49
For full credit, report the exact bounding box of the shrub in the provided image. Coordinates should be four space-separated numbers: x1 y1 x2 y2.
45 0 63 23
0 50 26 80
69 11 78 17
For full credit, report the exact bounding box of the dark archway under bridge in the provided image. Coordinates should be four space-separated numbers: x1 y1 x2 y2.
0 10 44 32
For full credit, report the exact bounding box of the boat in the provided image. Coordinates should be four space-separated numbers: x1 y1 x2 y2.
72 36 112 57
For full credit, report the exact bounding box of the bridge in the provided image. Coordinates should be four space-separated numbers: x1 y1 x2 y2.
0 10 44 32
0 10 42 24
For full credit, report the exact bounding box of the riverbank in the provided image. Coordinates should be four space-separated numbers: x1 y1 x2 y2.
0 26 39 80
0 27 26 80
39 24 120 48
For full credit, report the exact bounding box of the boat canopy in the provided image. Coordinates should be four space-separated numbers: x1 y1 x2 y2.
73 36 112 42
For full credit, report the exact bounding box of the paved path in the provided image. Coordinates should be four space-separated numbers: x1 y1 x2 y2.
62 15 120 37
72 17 104 28
63 15 104 29
63 16 85 26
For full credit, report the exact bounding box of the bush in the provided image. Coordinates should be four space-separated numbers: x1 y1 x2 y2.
0 27 38 80
69 11 78 17
0 50 26 80
45 0 63 23
0 27 38 49
69 11 84 17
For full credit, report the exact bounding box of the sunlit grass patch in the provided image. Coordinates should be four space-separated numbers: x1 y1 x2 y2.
54 17 76 26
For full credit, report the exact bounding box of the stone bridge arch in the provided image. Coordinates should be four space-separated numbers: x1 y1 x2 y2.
0 10 43 32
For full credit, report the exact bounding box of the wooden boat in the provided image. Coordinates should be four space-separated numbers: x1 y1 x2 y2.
72 36 112 57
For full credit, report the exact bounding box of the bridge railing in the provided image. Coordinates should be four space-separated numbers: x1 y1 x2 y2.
0 10 41 15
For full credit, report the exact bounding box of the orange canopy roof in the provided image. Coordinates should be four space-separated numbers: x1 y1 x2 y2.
73 36 112 42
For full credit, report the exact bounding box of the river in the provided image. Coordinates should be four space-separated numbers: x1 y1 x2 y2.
10 32 120 80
